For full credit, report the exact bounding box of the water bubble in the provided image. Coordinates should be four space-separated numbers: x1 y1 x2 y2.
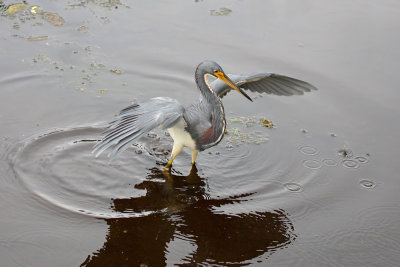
360 179 376 189
284 183 303 192
322 158 338 167
355 156 368 164
342 159 359 168
299 146 319 155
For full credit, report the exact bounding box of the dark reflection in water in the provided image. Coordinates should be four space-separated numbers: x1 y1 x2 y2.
81 166 295 266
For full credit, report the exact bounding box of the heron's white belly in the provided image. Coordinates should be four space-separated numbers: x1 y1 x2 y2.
167 118 197 150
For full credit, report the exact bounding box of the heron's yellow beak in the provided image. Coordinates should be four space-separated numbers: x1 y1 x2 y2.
214 71 253 102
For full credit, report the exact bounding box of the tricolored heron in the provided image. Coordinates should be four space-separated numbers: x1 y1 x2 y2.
93 61 317 167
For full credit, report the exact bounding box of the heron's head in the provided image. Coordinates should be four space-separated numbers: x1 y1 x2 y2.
199 60 253 102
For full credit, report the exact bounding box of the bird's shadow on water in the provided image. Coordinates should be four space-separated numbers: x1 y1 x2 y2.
81 164 296 266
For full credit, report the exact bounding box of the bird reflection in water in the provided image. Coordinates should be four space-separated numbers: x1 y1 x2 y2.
81 165 295 266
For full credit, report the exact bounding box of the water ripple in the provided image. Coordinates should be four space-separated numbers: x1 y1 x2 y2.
359 179 376 189
299 145 319 155
8 126 163 219
342 159 359 169
302 159 322 169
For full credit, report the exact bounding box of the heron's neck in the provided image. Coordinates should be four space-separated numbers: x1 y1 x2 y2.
195 70 219 104
194 67 226 149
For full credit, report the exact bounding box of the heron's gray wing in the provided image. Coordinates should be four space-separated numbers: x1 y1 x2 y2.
93 97 184 160
211 73 317 98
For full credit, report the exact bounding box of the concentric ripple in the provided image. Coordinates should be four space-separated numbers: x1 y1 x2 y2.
359 179 376 189
342 159 359 168
299 145 319 155
9 126 169 219
8 120 326 224
310 206 400 266
302 159 322 169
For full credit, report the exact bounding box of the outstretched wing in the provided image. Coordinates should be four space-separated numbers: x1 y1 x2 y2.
211 73 317 98
93 97 184 160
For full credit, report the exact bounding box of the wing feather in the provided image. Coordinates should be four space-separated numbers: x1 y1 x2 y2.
211 73 317 98
93 97 184 160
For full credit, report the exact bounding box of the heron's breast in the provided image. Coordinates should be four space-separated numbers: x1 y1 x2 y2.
198 126 216 144
167 118 197 150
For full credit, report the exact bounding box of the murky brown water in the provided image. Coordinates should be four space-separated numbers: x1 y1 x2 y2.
1 0 400 266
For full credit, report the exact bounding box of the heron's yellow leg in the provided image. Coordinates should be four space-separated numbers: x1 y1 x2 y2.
191 150 198 165
165 144 183 168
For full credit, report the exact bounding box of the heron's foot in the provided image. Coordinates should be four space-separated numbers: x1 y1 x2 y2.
163 161 172 171
191 150 198 165
162 166 171 176
165 159 173 168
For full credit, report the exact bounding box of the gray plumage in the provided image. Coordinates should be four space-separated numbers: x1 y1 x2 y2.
93 97 184 160
210 73 317 98
93 61 317 165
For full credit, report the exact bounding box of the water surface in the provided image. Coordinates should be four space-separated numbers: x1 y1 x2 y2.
1 0 400 265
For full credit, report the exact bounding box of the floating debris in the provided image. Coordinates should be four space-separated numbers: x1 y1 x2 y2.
338 148 353 158
225 127 268 146
98 89 105 93
225 115 271 145
42 12 64 26
261 119 274 128
229 116 257 127
68 0 129 9
90 63 105 69
231 127 240 136
36 54 52 62
301 128 308 133
210 7 232 16
30 5 42 15
110 69 122 74
230 116 274 128
77 25 88 31
78 87 86 92
5 3 28 15
4 4 64 27
229 117 245 123
99 0 122 8
27 36 48 41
